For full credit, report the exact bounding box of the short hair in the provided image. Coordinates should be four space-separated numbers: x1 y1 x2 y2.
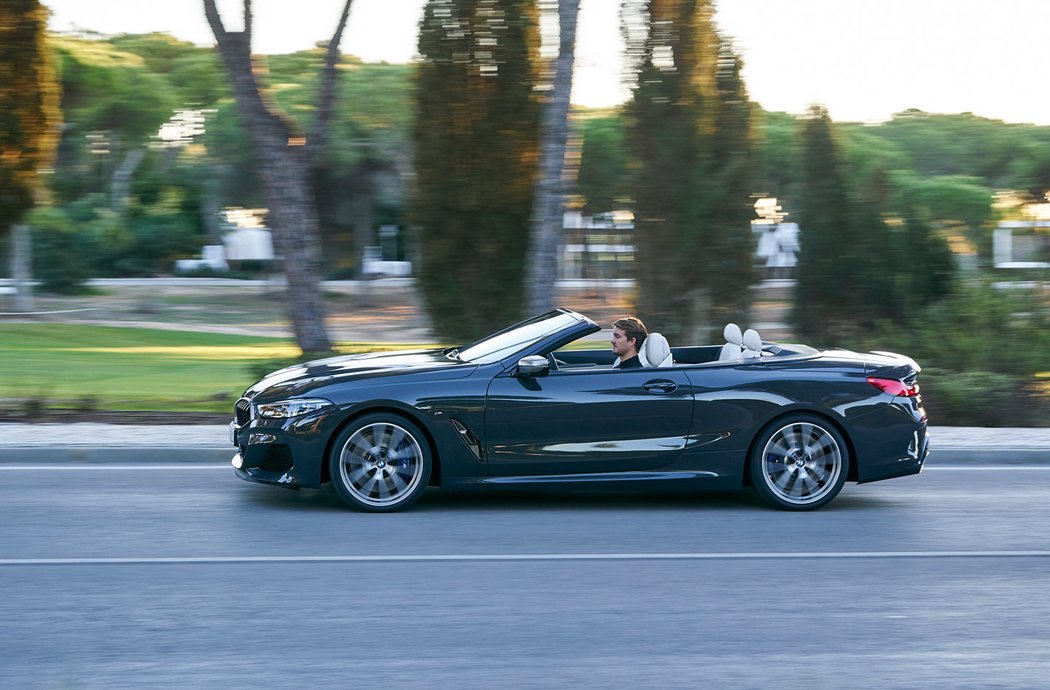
612 316 648 349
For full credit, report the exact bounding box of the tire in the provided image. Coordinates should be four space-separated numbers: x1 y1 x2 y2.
329 413 432 512
749 414 849 511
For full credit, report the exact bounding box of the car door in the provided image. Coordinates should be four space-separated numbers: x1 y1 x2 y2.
484 364 694 476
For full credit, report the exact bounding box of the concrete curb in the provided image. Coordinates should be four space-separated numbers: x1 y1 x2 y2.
924 448 1050 466
2 446 1049 466
0 447 232 464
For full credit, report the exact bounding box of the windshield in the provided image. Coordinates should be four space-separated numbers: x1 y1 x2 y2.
457 311 582 364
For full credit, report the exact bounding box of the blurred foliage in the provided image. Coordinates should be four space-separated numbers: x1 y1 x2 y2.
794 106 959 344
854 278 1050 426
54 36 177 143
28 171 207 290
23 27 1050 290
575 111 630 213
24 205 93 293
905 278 1050 378
919 370 1048 427
0 0 61 227
33 31 417 282
793 106 859 342
413 0 541 341
624 0 757 342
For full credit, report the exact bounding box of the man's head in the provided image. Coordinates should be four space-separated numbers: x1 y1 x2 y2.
611 316 647 360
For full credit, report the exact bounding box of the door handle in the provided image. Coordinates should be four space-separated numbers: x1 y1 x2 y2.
643 381 677 393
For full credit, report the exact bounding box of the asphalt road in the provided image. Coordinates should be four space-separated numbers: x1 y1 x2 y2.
2 464 1049 689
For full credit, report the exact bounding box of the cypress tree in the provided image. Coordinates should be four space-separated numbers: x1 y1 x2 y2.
794 105 852 344
625 0 755 342
0 0 59 224
705 44 758 328
795 105 922 343
0 0 61 311
414 0 540 342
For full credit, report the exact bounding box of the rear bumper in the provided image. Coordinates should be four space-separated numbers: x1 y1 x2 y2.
857 426 929 483
852 408 929 483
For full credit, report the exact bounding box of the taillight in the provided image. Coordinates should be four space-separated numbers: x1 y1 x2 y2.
867 377 919 397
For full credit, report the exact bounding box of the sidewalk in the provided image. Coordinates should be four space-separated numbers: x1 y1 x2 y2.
2 424 1049 465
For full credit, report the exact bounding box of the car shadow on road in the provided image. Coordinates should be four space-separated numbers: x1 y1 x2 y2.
237 483 893 513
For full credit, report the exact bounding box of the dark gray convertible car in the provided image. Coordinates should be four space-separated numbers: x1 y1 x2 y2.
231 309 928 512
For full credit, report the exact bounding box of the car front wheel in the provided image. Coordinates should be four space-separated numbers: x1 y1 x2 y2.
329 413 432 512
750 415 849 511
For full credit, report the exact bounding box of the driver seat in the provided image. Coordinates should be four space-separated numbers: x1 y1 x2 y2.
639 332 673 368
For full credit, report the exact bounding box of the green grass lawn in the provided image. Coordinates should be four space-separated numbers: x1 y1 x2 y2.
0 324 429 413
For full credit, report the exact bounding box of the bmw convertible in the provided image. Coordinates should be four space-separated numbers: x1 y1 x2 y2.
230 309 928 512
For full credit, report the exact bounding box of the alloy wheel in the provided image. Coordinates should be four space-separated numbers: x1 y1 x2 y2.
759 421 843 506
337 422 425 508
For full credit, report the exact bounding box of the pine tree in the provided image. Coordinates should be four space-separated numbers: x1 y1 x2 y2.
414 0 540 341
0 0 62 311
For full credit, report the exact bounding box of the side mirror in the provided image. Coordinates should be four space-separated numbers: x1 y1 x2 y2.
516 355 550 377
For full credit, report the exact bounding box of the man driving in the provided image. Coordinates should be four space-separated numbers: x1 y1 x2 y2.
610 316 648 369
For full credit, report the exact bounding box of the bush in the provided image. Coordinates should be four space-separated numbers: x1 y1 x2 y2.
27 207 96 294
914 278 1050 377
853 276 1049 426
920 369 1049 427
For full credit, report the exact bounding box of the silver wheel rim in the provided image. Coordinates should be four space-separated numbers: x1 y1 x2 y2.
760 422 842 506
338 422 424 508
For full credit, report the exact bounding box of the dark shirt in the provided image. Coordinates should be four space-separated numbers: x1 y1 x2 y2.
617 355 642 369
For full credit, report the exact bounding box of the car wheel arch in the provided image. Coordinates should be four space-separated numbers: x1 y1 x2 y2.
320 405 442 488
742 408 858 486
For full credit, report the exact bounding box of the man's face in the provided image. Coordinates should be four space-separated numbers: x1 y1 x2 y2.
610 327 636 357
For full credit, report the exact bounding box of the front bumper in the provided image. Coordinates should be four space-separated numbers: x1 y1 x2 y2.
232 452 301 489
229 408 340 489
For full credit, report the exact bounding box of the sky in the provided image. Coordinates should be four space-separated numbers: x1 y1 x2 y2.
43 0 1050 125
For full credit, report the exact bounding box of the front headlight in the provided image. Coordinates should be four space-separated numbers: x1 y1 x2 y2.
255 398 333 419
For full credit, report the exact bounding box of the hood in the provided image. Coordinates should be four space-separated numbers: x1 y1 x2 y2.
246 348 472 397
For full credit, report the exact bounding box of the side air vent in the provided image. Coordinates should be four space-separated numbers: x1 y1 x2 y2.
450 418 483 461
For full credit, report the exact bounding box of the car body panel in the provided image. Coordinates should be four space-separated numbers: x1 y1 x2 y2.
484 366 694 475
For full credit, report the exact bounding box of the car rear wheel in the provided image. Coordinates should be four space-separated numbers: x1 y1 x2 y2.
750 415 849 511
329 414 432 512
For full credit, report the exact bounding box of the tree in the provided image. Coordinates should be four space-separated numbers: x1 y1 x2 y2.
890 200 955 317
575 113 629 213
414 0 540 341
625 0 756 342
793 106 853 344
524 0 580 315
795 105 902 343
0 0 61 311
704 44 758 327
203 0 353 354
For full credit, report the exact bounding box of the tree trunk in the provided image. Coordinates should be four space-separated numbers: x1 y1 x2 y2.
351 172 374 280
203 0 352 354
11 223 33 313
111 147 146 212
524 0 581 315
200 166 225 246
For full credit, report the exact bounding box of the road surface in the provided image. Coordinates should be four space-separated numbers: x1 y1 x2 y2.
2 463 1048 689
